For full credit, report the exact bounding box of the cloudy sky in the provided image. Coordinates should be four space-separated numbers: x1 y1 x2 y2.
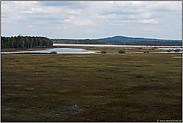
1 1 182 40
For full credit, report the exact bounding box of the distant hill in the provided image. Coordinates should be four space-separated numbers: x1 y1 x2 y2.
51 35 182 46
92 36 182 42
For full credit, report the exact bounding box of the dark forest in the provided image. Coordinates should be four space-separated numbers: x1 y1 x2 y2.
1 36 53 49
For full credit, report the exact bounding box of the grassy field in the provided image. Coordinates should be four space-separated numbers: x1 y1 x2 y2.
1 52 182 121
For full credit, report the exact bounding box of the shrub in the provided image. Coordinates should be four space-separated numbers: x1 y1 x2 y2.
16 59 19 62
50 51 57 54
174 49 180 52
101 51 107 53
118 50 125 53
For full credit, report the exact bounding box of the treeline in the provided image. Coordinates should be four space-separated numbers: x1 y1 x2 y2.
120 41 182 46
52 39 182 46
53 39 107 44
1 36 53 49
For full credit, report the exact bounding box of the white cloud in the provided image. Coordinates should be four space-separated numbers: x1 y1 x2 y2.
121 19 158 24
66 9 81 14
106 14 117 18
147 1 181 11
92 14 106 19
26 25 33 28
22 10 32 14
111 24 124 26
144 27 159 31
57 26 67 29
74 20 94 26
13 1 38 4
140 19 158 23
87 29 101 33
27 6 62 14
1 1 182 39
64 16 75 22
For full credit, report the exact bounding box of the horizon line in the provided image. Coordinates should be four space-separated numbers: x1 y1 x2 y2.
1 35 182 40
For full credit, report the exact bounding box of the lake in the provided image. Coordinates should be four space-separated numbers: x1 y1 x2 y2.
1 44 182 54
1 48 97 54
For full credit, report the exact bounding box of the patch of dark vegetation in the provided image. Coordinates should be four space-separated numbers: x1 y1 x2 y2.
2 96 27 104
101 51 107 53
42 65 56 67
50 51 57 54
174 49 180 52
118 50 125 53
136 74 144 78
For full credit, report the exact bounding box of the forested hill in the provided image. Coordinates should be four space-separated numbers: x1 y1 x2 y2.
92 36 182 42
52 35 182 46
1 36 53 49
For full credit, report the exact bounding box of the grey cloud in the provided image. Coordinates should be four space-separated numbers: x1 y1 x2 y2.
38 1 88 9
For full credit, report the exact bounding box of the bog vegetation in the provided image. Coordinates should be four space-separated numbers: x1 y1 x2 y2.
1 35 53 49
1 53 182 121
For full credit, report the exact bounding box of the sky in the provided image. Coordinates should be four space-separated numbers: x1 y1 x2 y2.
1 1 182 40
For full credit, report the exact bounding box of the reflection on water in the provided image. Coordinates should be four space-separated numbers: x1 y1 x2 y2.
1 48 97 54
157 47 182 50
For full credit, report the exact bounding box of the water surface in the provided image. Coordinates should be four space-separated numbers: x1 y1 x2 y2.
1 48 97 54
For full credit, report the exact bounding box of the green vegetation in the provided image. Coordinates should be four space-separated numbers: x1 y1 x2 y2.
1 36 53 49
1 53 182 121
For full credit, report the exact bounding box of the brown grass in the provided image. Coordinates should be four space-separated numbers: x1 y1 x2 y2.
1 53 182 121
